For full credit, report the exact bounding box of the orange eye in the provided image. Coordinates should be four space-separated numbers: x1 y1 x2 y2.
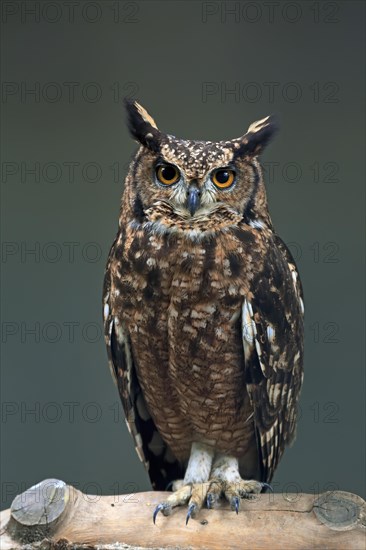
156 164 180 186
211 168 235 189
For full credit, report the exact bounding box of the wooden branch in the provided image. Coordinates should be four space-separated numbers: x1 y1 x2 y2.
0 479 365 549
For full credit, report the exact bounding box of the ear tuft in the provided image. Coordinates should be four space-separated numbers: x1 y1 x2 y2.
240 114 279 155
124 99 161 151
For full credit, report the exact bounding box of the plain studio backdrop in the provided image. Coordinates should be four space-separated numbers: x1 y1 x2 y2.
1 1 365 510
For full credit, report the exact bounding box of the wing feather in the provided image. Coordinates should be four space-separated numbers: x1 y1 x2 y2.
242 235 304 482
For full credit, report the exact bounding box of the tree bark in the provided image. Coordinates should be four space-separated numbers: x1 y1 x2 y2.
0 479 365 549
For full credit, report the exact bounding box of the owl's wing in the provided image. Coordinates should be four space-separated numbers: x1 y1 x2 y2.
242 235 304 483
103 245 183 490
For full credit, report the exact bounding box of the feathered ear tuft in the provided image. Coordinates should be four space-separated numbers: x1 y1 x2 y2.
124 99 161 152
235 115 278 156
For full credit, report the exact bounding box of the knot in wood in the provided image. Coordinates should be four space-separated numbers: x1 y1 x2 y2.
313 490 366 531
9 478 69 543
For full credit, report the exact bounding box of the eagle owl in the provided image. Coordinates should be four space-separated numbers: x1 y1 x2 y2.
103 100 304 523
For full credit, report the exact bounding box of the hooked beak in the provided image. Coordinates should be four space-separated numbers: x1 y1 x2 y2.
187 186 201 216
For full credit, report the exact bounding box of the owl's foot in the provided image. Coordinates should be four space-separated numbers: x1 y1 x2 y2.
208 454 272 513
153 482 209 524
216 479 272 513
153 477 271 524
153 445 272 524
154 442 214 524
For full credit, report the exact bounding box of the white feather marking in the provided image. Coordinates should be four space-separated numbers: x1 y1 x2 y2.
244 412 254 424
266 325 275 343
114 319 133 392
242 303 253 339
201 304 216 314
268 446 274 461
272 383 282 403
249 219 265 229
103 303 109 320
135 433 143 449
135 445 146 464
190 310 201 319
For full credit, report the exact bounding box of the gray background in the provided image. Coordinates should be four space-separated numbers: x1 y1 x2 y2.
1 0 365 510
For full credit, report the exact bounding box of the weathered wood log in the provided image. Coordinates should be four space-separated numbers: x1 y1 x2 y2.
0 479 365 549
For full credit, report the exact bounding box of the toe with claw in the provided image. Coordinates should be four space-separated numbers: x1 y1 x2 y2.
261 482 273 493
153 502 171 524
186 503 198 525
231 496 240 514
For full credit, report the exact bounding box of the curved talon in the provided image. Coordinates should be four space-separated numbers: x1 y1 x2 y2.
261 482 274 493
231 496 240 514
186 503 197 525
206 493 216 509
153 503 166 524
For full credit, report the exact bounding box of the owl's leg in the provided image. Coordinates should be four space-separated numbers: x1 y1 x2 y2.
207 453 271 513
153 442 214 524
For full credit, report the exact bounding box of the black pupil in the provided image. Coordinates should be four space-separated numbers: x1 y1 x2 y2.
161 165 177 181
215 170 230 184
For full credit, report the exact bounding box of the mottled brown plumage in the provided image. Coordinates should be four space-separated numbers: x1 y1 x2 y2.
103 101 304 519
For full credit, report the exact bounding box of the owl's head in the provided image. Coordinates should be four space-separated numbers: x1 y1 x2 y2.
123 100 277 235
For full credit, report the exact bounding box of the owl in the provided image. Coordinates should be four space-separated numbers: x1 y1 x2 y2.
103 100 304 524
